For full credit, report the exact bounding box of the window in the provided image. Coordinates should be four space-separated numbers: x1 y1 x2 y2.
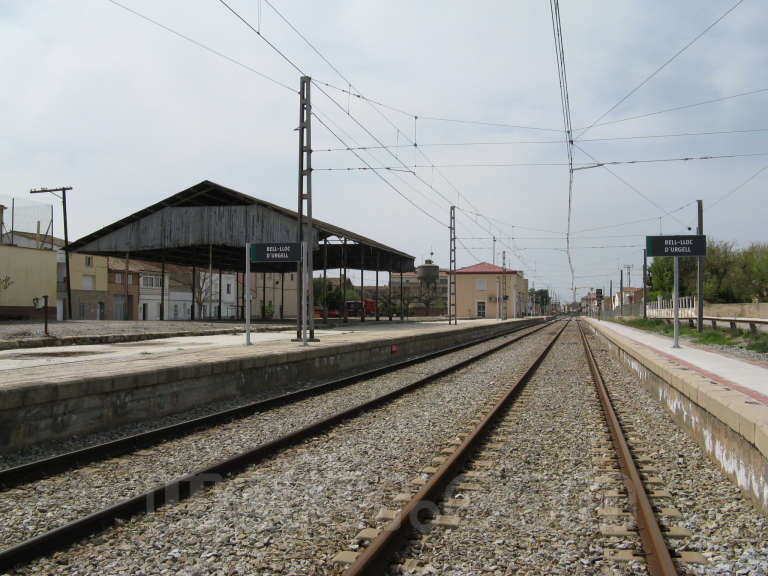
82 275 95 290
476 301 486 318
85 255 93 267
226 283 231 295
115 273 122 284
173 304 179 319
142 275 161 288
477 279 487 291
128 274 133 285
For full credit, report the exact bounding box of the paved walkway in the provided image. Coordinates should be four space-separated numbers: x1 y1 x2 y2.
593 320 768 405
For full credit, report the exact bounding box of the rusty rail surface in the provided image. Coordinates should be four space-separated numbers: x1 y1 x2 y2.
577 320 678 576
344 320 568 576
0 320 553 572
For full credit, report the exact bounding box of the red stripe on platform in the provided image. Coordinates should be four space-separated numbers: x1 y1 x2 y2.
618 334 768 407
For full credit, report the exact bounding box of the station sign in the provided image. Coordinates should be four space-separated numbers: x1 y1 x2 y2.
250 243 301 263
645 235 706 258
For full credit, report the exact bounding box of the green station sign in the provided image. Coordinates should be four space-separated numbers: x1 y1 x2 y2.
646 235 706 258
250 243 301 263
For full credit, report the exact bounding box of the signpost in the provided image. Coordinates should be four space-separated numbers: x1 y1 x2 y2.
245 243 302 346
645 235 707 348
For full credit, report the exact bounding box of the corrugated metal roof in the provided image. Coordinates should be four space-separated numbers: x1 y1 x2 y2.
68 180 415 273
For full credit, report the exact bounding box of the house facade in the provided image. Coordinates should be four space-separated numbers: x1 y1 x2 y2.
455 262 528 319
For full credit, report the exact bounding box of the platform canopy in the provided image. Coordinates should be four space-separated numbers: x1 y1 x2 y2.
69 180 415 274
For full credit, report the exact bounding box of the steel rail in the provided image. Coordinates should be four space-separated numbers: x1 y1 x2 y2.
344 320 568 576
0 320 544 489
576 320 678 576
0 320 553 571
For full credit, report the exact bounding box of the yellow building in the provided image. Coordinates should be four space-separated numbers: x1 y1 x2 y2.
58 251 109 320
0 244 57 319
456 262 528 319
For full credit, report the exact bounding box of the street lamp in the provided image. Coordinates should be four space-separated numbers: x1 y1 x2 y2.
30 186 72 320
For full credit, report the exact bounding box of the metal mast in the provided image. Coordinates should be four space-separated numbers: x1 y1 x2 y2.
449 206 457 325
296 76 316 341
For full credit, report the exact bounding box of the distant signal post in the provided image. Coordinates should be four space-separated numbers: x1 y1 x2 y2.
645 235 707 348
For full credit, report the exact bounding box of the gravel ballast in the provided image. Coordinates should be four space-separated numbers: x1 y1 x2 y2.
2 324 556 568
587 325 768 576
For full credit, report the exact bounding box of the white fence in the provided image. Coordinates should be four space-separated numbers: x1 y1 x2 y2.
646 296 696 319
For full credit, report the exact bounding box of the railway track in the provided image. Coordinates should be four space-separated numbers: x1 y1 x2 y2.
342 319 694 576
0 319 550 572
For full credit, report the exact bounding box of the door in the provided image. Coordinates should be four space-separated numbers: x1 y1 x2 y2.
476 301 486 318
113 296 124 320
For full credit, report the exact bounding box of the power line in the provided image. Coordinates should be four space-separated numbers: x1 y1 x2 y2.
573 151 768 169
217 0 305 76
573 142 690 229
313 127 768 151
224 0 534 270
549 0 577 302
315 79 561 133
576 0 745 140
312 113 447 229
104 0 296 93
313 109 449 216
709 163 768 209
575 87 768 133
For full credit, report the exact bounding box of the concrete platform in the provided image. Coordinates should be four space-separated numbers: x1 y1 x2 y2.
586 318 768 512
0 318 535 453
592 320 768 405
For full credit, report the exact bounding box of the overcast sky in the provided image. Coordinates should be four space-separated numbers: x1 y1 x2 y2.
2 1 766 301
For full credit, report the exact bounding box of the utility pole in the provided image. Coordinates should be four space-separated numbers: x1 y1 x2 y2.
619 268 624 316
697 199 704 332
31 186 72 320
623 264 633 288
492 236 496 266
609 279 612 314
296 76 316 342
448 206 457 325
502 250 507 320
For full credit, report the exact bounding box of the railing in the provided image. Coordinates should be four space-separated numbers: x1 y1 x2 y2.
703 315 768 335
646 296 696 319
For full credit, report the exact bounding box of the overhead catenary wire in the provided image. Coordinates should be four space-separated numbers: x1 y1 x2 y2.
312 113 448 229
575 87 768 133
576 0 745 140
313 127 768 152
104 0 297 93
548 0 577 302
573 142 690 229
